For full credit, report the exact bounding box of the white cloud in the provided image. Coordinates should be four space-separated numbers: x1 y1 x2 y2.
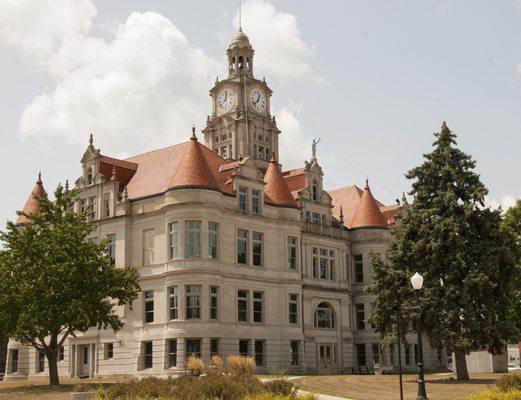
0 0 222 154
275 107 311 169
0 0 318 162
236 0 324 83
485 194 517 212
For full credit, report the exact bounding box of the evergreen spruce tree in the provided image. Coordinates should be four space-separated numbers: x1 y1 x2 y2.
368 122 516 381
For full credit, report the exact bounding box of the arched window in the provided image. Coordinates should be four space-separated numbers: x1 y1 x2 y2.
238 56 244 69
87 167 93 185
312 182 318 201
314 302 335 329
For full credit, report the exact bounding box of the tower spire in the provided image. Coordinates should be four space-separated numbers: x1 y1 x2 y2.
238 0 243 31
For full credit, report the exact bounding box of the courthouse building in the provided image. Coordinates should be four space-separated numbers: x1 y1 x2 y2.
5 29 447 379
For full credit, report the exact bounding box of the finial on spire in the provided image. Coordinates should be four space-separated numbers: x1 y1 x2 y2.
89 133 94 147
37 171 42 183
238 0 242 31
270 151 277 163
365 178 369 189
191 125 197 140
339 206 344 224
65 179 69 193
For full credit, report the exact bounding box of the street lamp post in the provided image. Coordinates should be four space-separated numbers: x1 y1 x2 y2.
411 272 428 400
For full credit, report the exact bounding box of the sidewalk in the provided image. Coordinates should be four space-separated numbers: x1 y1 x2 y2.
297 389 353 400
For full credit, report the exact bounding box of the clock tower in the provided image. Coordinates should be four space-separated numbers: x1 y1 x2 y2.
202 28 280 169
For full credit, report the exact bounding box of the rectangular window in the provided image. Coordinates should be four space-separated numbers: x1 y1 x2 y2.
254 340 265 366
209 286 218 320
252 189 260 214
186 339 201 359
38 350 45 372
437 347 443 364
88 196 97 220
144 341 153 369
144 290 154 323
252 231 263 266
289 293 298 324
355 303 365 330
356 344 366 366
253 291 264 323
108 235 116 265
320 249 328 279
237 229 248 264
186 285 201 319
208 222 218 259
168 340 177 368
330 250 335 280
354 255 364 283
372 343 380 365
238 290 249 322
287 236 298 269
290 341 299 366
59 346 64 361
105 343 114 359
80 198 87 215
103 197 110 218
169 222 179 259
239 340 249 357
169 286 178 320
142 229 154 266
239 186 248 211
311 212 320 224
312 248 318 278
185 220 201 258
405 345 411 365
11 350 18 373
210 339 219 358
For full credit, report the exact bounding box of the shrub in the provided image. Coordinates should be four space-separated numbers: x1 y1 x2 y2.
227 355 256 376
263 379 294 396
186 356 204 375
497 374 521 392
102 377 177 399
244 394 318 400
74 384 93 393
468 389 521 400
173 374 265 400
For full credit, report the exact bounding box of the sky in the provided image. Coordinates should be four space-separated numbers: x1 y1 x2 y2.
0 0 520 225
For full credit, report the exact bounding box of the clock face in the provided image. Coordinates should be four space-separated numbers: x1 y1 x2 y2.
250 88 266 112
217 89 234 114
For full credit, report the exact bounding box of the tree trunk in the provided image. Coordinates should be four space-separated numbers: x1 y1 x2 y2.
454 348 469 381
47 349 60 386
48 334 60 386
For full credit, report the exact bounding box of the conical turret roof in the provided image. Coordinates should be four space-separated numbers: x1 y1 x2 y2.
264 154 298 208
350 180 388 229
168 127 220 192
16 172 48 225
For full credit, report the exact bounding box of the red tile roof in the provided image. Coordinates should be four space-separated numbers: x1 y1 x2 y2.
264 154 299 208
99 155 138 187
282 167 307 198
124 133 233 200
350 180 388 229
16 173 47 225
168 129 221 192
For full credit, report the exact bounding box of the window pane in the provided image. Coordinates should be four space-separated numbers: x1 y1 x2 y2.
237 229 248 264
170 222 179 259
185 221 201 258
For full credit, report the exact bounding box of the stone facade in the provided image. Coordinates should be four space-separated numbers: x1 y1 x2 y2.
4 28 447 380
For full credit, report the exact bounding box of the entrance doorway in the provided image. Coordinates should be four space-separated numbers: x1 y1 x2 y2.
319 344 333 371
79 345 90 377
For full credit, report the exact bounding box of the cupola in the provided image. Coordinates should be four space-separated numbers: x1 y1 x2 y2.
227 28 254 76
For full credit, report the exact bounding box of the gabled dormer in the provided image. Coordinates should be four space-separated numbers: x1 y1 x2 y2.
78 134 102 189
229 156 266 215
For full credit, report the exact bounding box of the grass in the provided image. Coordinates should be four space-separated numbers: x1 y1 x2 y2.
293 373 509 400
0 378 110 400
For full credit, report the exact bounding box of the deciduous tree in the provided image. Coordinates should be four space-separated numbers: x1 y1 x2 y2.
0 185 140 385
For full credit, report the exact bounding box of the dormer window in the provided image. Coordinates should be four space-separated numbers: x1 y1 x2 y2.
87 167 93 185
